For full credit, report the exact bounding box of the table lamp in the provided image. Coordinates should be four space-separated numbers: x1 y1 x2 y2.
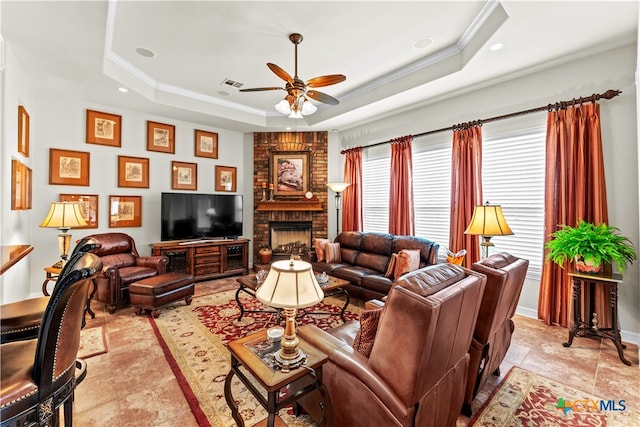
40 202 88 267
327 182 350 234
464 202 513 259
255 257 324 370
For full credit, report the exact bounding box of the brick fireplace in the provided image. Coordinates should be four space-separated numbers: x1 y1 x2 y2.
253 132 328 265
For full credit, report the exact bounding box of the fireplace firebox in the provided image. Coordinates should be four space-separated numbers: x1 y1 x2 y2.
269 221 312 258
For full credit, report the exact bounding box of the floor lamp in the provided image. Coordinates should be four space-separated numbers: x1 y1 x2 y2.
464 202 513 259
327 183 350 234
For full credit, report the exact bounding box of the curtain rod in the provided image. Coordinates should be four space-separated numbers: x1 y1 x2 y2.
357 89 621 150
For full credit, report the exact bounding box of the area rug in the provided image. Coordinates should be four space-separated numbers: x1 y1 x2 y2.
78 325 107 359
150 288 361 427
470 366 640 426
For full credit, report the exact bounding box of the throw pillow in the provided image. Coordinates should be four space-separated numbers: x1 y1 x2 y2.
353 308 383 358
314 238 332 262
324 242 341 263
393 248 421 279
384 253 397 279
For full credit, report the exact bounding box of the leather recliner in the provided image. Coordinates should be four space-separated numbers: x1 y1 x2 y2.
462 252 529 416
82 233 168 313
297 263 486 427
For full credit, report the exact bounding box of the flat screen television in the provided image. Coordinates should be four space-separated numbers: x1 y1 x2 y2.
161 192 243 241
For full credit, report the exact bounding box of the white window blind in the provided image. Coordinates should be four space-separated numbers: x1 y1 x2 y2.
482 129 546 278
362 147 390 233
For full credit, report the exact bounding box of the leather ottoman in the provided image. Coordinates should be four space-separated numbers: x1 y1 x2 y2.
129 272 194 318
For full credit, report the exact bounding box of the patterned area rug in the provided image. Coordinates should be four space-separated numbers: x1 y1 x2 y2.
150 288 361 427
470 366 640 426
78 325 107 359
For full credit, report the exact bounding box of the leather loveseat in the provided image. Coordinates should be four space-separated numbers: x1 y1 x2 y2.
310 231 439 300
297 263 486 427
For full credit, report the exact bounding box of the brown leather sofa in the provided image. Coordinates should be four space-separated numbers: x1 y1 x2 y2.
462 252 529 416
82 233 168 313
310 231 439 300
297 263 486 427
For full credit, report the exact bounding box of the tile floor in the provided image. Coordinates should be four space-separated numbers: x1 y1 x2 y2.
74 277 639 426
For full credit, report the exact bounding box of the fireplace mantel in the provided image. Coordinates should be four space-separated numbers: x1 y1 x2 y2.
256 200 324 212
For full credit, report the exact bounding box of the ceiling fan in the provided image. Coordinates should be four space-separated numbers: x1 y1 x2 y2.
240 33 346 118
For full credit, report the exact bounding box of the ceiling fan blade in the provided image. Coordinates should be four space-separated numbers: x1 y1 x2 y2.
267 63 294 83
306 90 340 105
306 74 346 88
239 87 285 92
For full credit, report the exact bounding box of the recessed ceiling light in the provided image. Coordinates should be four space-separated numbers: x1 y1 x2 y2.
414 38 434 49
118 87 128 93
217 90 230 96
136 47 155 58
490 43 503 51
285 127 292 131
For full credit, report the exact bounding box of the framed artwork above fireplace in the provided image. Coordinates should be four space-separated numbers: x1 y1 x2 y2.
271 150 310 198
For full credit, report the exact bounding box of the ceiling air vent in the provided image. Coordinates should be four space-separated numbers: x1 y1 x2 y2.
221 78 243 89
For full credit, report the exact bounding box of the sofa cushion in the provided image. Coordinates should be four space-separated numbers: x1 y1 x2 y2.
360 233 394 255
336 232 363 251
353 307 383 358
384 253 397 278
394 249 420 278
100 253 136 269
314 238 332 262
340 248 360 265
356 252 391 274
360 275 394 295
393 235 439 268
332 265 379 286
325 242 342 263
117 266 159 286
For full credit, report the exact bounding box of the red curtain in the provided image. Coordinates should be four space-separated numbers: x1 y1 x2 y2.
449 126 483 268
539 102 609 327
342 147 363 232
389 136 415 235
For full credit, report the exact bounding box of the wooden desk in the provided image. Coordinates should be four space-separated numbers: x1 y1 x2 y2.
564 269 630 365
0 245 33 275
224 329 331 427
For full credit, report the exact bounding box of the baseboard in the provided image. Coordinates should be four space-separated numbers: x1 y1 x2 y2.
515 306 639 346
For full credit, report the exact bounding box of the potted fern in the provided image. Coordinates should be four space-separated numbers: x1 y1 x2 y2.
545 220 637 273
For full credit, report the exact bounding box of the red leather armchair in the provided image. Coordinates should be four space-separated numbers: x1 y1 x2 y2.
462 252 528 416
82 233 168 313
297 264 486 427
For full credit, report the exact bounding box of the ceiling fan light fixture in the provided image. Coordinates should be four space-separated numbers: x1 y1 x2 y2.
301 98 317 115
275 99 291 114
288 109 304 119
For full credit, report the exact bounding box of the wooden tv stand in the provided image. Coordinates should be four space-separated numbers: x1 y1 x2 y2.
150 238 249 282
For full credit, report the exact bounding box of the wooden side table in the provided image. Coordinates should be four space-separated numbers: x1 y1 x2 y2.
563 269 630 365
42 265 62 296
224 329 332 427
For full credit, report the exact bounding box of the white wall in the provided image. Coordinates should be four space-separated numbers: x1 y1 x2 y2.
1 40 248 303
340 43 640 342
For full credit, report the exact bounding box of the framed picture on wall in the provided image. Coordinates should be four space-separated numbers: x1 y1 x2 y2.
271 151 310 197
18 105 30 157
86 109 122 147
11 160 24 210
49 148 90 186
146 121 175 153
194 129 218 158
59 194 99 228
109 195 142 228
172 161 197 191
215 165 236 192
23 166 32 210
118 155 149 188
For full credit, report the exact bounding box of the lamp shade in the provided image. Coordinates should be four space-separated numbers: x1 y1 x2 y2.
327 182 350 193
256 259 324 309
464 203 513 236
40 202 88 229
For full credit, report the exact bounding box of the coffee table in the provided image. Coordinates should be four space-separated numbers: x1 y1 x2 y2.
235 276 281 323
297 276 350 323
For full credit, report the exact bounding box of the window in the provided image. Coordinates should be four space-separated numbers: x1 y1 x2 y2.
482 129 546 278
361 127 546 280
